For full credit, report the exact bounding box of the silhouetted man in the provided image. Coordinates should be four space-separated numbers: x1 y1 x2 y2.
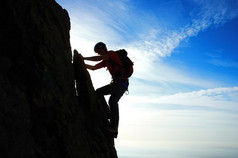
78 42 129 138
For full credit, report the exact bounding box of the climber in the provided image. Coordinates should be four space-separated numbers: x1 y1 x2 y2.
80 42 129 138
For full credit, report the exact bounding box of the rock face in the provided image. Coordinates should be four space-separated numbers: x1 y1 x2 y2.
0 0 117 158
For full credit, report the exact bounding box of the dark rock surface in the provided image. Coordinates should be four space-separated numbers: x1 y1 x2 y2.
0 0 117 157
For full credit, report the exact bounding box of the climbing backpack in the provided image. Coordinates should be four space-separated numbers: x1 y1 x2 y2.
115 49 134 78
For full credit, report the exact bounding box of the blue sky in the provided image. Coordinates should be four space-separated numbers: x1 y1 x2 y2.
56 0 238 157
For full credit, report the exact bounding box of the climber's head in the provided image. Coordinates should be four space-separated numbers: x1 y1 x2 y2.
94 42 107 55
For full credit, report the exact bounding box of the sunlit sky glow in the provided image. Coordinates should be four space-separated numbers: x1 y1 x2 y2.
56 0 238 157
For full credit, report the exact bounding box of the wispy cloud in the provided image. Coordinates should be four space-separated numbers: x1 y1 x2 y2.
205 49 238 68
135 0 238 57
209 58 238 68
124 86 238 111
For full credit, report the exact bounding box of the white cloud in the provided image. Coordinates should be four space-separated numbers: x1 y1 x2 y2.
125 87 238 110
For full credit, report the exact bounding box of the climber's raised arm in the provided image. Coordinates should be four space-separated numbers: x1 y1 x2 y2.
85 62 104 70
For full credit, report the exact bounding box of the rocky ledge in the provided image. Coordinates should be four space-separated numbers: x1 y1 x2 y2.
0 0 117 157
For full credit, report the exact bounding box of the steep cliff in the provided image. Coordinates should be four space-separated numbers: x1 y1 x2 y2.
0 0 117 158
